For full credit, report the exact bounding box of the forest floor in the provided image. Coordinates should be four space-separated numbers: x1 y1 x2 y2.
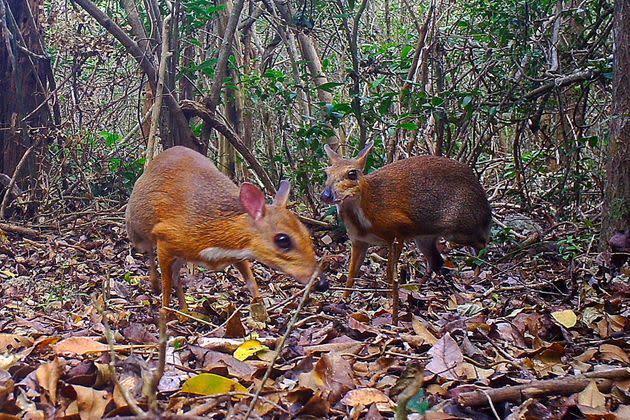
0 203 629 419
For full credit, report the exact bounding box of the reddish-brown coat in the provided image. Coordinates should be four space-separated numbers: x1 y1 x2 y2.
126 146 317 311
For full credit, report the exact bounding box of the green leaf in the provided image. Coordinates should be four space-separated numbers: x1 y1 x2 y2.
406 389 431 414
398 122 419 131
317 82 345 93
181 373 248 396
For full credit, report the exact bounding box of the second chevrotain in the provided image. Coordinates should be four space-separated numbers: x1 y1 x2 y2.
126 146 319 314
321 142 491 311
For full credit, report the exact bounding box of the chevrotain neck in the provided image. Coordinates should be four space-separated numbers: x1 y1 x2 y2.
198 212 254 252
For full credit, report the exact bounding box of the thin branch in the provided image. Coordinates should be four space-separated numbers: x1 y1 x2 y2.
145 14 172 166
244 270 320 419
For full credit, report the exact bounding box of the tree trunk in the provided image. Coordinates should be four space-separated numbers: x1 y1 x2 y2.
0 0 54 216
601 0 630 248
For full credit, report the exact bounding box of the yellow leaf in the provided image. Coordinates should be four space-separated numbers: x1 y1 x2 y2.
551 309 577 328
233 339 269 361
181 373 247 396
0 270 16 278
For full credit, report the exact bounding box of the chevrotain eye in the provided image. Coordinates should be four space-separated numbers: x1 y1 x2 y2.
347 169 359 180
274 233 293 251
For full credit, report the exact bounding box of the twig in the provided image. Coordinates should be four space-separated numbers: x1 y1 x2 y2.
244 271 320 419
0 143 36 219
145 14 172 166
98 303 145 416
203 304 245 337
162 306 219 328
454 367 630 407
394 369 424 420
186 392 290 416
146 308 168 413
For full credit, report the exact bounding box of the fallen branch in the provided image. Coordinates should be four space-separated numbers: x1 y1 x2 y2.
243 270 320 419
0 222 40 237
454 367 630 407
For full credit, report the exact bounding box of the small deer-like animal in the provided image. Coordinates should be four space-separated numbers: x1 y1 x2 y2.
126 146 318 313
321 143 491 315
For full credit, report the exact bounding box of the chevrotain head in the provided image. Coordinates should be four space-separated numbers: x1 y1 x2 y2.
240 181 318 284
321 142 374 204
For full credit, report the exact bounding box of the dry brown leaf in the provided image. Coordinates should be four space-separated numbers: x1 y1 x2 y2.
304 336 363 355
113 376 140 408
298 353 355 403
0 334 33 352
35 358 63 405
340 387 392 407
598 344 630 364
426 333 463 380
73 385 112 420
577 380 606 408
411 316 438 345
52 337 109 355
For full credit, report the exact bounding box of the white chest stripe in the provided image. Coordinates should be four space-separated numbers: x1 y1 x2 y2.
199 247 253 263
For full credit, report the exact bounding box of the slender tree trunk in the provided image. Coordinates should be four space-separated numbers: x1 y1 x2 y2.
601 0 630 248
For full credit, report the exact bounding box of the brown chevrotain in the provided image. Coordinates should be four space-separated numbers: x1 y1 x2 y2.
321 142 491 321
126 146 318 314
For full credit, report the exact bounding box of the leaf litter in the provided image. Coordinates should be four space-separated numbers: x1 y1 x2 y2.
0 207 628 418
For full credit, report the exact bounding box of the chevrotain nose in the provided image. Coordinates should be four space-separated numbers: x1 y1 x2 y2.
315 275 330 292
320 187 334 204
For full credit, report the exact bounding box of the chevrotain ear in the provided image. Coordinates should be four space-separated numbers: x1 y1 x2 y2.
273 180 291 207
324 144 341 163
355 141 374 169
240 183 266 221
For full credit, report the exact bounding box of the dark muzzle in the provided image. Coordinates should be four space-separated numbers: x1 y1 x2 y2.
320 187 335 204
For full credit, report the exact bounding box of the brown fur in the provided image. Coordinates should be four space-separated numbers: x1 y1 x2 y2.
322 143 491 299
126 146 317 311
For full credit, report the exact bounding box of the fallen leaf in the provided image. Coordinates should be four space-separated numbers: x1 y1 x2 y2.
0 334 33 352
551 309 577 328
411 316 438 345
52 337 109 355
181 373 247 396
35 358 64 405
298 353 355 404
340 387 391 407
233 339 269 361
426 333 463 380
189 346 256 380
73 385 112 420
577 380 606 408
599 344 630 364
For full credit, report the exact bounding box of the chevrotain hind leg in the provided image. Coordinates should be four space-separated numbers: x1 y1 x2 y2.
171 258 187 312
147 249 160 293
415 236 444 282
386 240 403 325
156 243 175 311
344 241 369 299
235 261 268 322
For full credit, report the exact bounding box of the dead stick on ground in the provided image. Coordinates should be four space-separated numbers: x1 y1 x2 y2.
244 271 319 419
454 367 630 407
98 303 146 416
0 222 40 237
147 308 168 413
